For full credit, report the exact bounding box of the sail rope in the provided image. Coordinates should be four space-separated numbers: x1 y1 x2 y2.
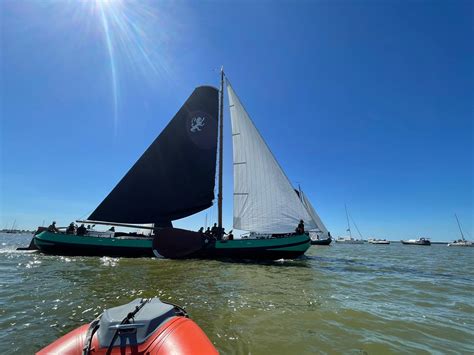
348 211 364 239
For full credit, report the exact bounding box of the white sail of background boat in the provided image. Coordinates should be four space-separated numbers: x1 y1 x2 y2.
336 204 363 244
299 189 330 238
448 214 473 247
227 82 318 234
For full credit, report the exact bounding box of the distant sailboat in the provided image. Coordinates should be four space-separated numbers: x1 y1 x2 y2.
294 188 332 245
448 214 473 247
335 205 363 244
5 219 18 234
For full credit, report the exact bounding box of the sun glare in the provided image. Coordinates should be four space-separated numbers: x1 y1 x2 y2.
69 0 175 134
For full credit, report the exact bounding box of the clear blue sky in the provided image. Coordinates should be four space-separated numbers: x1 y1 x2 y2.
1 0 472 240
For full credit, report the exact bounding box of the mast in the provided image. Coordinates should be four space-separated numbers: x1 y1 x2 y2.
218 67 224 231
455 214 465 241
345 204 352 238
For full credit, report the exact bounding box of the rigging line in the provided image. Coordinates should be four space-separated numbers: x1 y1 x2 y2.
455 214 465 240
344 204 351 238
348 211 363 239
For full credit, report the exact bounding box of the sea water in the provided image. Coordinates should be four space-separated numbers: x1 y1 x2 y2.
0 233 473 354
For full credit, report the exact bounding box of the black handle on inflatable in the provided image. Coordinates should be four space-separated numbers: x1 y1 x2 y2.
152 228 207 259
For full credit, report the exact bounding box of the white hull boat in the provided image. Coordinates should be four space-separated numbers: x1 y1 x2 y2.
368 238 390 245
335 236 364 244
448 214 473 247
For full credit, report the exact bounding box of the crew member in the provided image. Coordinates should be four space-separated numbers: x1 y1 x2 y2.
211 223 218 238
77 224 87 236
66 222 75 234
48 221 59 233
295 219 305 234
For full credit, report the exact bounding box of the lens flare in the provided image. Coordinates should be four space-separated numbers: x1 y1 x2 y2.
97 0 119 134
68 0 177 133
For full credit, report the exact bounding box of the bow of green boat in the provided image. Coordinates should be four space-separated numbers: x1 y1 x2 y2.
34 231 154 257
216 234 309 249
193 234 311 260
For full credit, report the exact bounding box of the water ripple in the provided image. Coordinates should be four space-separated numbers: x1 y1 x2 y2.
0 234 473 354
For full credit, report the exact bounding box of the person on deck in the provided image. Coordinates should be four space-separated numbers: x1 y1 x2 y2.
211 223 218 238
205 227 211 237
47 221 59 233
66 223 75 234
295 219 305 234
108 226 115 232
218 227 225 241
227 230 234 240
77 224 87 236
198 227 204 233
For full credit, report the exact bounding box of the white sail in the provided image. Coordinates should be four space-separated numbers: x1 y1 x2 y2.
300 190 329 237
227 82 316 233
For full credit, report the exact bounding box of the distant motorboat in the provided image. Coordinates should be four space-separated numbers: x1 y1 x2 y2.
368 238 390 245
335 236 364 244
448 214 473 247
401 238 431 246
310 235 332 245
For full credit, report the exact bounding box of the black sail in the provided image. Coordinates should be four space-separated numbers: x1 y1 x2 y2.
89 86 219 224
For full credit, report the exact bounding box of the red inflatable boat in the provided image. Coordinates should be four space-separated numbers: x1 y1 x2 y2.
37 298 218 355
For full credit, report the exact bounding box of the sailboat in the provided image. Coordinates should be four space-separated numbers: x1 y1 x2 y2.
294 188 332 245
448 214 473 247
335 205 364 244
33 85 219 257
153 72 324 259
34 69 326 259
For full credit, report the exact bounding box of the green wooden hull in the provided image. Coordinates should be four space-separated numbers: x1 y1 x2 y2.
34 231 311 260
34 231 154 257
189 234 311 260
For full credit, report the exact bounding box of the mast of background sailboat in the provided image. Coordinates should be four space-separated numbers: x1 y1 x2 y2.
455 214 465 241
217 67 224 231
348 211 363 239
345 204 352 238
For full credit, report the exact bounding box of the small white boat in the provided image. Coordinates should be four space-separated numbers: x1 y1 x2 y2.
368 238 390 245
448 240 473 247
448 214 473 247
335 236 364 244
